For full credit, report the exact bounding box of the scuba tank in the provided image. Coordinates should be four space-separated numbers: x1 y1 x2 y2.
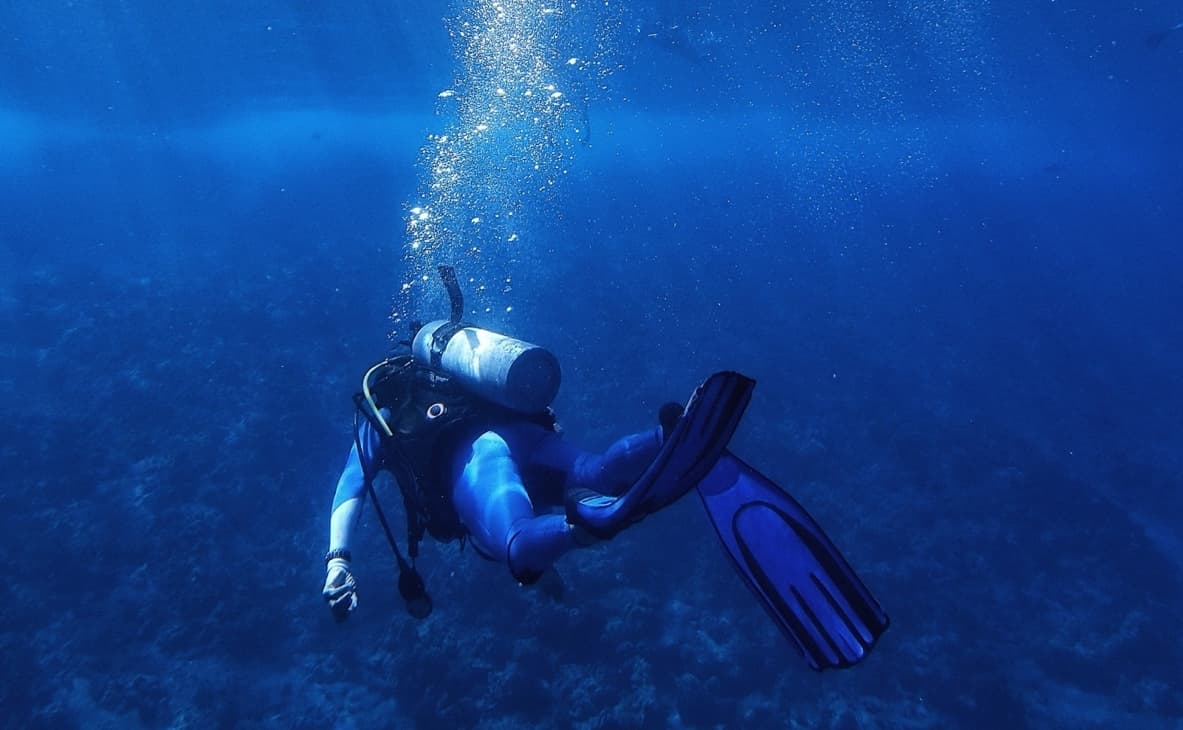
411 319 561 414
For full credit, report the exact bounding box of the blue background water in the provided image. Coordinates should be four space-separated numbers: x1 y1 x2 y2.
2 1 1182 728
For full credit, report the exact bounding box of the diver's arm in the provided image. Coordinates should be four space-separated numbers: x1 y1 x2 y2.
327 447 368 554
323 413 386 620
326 411 387 553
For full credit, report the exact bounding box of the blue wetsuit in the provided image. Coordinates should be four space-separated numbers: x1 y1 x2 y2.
328 412 662 581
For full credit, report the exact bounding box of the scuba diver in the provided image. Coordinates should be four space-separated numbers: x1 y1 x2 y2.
322 266 889 671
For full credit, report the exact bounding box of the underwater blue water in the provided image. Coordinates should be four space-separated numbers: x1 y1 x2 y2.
2 1 1182 728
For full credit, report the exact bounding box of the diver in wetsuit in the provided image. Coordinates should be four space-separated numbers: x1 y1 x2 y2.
322 267 685 620
321 362 671 617
321 267 889 672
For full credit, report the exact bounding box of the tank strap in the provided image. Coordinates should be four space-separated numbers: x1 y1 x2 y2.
428 265 468 367
428 320 466 369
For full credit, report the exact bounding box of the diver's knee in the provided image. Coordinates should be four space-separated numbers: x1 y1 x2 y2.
471 430 511 458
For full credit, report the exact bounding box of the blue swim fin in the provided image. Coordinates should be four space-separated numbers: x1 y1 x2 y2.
697 453 889 670
567 371 755 539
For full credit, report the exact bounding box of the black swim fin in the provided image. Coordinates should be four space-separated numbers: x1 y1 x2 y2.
697 453 889 671
567 371 755 539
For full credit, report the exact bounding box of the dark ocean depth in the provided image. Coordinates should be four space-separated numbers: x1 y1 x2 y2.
2 1 1181 728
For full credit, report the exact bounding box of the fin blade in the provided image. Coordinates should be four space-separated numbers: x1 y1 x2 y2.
697 453 889 670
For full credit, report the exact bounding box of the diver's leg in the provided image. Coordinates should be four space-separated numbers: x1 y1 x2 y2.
451 430 581 583
569 427 663 494
499 421 664 499
566 372 755 539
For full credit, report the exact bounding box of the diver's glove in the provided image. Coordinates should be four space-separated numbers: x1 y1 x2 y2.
322 555 357 622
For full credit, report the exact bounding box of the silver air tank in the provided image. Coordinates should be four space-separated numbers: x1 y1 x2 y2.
412 320 561 414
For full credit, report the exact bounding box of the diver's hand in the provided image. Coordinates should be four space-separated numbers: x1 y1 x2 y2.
322 558 357 622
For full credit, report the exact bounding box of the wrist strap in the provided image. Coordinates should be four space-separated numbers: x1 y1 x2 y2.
324 548 352 564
